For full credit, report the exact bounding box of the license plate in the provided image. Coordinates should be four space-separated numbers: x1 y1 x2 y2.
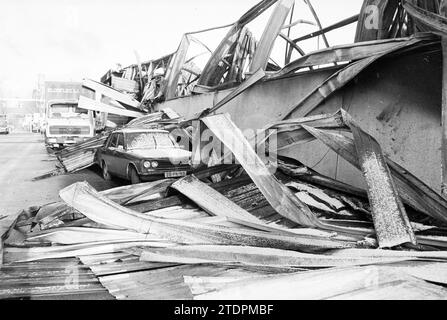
65 140 75 144
165 171 187 178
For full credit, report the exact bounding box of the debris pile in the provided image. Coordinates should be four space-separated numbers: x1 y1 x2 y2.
2 112 447 299
4 0 447 300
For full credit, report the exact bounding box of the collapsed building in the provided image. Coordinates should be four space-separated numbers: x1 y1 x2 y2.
3 0 447 299
89 0 447 196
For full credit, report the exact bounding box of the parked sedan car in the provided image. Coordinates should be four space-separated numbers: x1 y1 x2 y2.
96 128 193 184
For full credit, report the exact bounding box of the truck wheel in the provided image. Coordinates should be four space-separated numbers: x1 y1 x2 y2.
102 161 112 181
129 166 141 184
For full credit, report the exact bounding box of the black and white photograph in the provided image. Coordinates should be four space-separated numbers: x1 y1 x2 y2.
1 0 447 305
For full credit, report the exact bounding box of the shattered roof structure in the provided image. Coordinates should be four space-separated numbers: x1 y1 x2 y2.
146 0 447 196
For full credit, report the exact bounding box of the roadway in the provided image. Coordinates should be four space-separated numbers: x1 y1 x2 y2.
0 132 120 218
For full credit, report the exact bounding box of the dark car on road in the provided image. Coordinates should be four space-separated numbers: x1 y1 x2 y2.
96 128 193 184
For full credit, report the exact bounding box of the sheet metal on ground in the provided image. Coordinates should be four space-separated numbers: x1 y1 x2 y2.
2 167 447 299
0 257 113 300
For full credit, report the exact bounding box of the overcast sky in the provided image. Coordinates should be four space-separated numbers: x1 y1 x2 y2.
0 0 362 98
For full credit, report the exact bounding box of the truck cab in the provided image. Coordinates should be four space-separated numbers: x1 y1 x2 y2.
44 100 94 149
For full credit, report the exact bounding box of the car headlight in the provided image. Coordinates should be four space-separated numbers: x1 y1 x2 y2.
143 161 151 169
151 161 159 168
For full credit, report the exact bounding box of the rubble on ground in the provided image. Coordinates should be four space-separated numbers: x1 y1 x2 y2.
3 0 447 300
2 112 447 299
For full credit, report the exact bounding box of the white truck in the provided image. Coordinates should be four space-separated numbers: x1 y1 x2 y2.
44 82 95 149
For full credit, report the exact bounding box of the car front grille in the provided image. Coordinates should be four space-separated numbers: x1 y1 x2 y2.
154 160 190 170
49 126 90 135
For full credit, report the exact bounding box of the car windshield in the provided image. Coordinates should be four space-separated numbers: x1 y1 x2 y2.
126 132 176 150
49 104 88 119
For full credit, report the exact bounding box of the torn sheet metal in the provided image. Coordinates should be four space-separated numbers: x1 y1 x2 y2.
0 211 21 265
139 245 407 269
171 175 267 226
197 0 276 87
403 0 447 36
328 248 447 260
192 265 447 300
78 96 144 118
164 35 191 100
96 265 243 300
265 112 346 151
266 109 447 227
249 0 295 72
280 37 424 119
272 37 422 78
6 240 173 263
59 182 356 252
123 111 166 127
108 179 174 206
82 79 140 109
262 109 447 247
202 113 319 227
110 76 139 94
198 69 266 118
0 257 113 299
202 113 375 238
298 126 415 247
286 182 346 212
343 113 417 247
26 227 163 245
298 116 447 226
184 274 265 297
294 192 337 213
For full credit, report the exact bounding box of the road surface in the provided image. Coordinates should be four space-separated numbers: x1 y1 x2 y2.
0 133 121 217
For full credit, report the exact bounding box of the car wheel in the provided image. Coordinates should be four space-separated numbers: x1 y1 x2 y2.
102 161 112 181
129 166 141 184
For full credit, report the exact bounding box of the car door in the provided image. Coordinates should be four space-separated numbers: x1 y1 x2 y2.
103 133 119 174
114 133 128 178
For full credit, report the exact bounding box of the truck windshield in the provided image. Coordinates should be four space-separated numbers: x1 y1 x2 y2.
49 104 88 118
126 132 176 150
